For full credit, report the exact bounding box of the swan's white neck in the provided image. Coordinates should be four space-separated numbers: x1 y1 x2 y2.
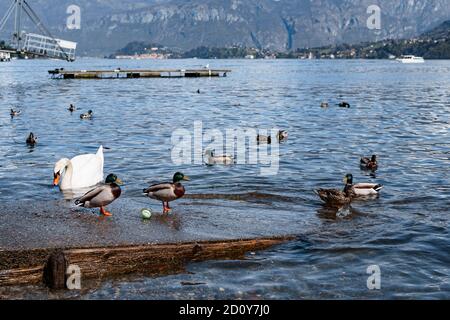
60 160 73 190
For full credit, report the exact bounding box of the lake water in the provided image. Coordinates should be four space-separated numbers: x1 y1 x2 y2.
0 59 449 299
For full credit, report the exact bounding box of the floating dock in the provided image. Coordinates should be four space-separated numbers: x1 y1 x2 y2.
49 68 231 79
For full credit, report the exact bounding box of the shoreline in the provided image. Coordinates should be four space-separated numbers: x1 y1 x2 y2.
0 198 298 288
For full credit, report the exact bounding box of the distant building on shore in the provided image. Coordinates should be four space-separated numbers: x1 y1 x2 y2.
114 52 170 60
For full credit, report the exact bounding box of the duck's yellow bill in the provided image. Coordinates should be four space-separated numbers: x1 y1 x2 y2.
183 176 190 181
116 178 124 185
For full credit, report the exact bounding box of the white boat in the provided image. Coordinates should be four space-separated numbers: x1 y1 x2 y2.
395 55 425 64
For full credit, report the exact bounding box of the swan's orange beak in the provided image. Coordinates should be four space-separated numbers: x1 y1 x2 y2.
53 173 60 186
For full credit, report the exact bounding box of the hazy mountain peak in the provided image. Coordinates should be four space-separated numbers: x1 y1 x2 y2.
1 0 449 56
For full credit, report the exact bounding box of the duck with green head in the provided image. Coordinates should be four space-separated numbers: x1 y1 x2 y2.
344 173 383 196
316 173 383 207
75 174 123 216
143 172 190 214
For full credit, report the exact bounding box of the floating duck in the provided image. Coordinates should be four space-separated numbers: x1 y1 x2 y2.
257 130 288 144
10 108 21 117
360 155 378 171
257 134 272 144
197 89 201 94
80 110 93 119
277 130 289 141
68 104 76 112
338 101 351 108
204 149 234 165
316 187 353 207
75 174 123 217
316 174 383 207
26 132 37 146
320 102 329 108
344 173 383 196
53 146 104 190
143 172 190 214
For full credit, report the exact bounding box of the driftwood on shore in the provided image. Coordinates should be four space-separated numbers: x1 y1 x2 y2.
0 236 293 288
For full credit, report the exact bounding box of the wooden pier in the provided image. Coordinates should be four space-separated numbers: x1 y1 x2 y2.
48 68 231 79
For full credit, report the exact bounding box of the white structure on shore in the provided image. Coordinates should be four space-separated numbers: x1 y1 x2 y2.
22 33 77 61
0 50 11 62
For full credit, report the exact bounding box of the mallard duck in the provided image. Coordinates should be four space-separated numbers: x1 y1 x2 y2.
53 146 104 190
316 174 383 206
277 130 288 141
68 104 76 112
26 132 37 146
320 102 329 108
10 108 21 117
204 149 234 165
257 130 288 144
360 155 378 170
80 110 93 119
75 174 122 216
143 172 190 214
345 173 383 196
338 101 351 108
316 177 355 207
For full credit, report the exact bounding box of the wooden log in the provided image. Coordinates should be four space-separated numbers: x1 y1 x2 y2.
0 266 44 286
0 236 293 287
43 250 67 289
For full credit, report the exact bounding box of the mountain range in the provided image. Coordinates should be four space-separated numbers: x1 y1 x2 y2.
1 0 450 56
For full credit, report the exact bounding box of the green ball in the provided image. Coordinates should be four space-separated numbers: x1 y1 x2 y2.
141 208 152 220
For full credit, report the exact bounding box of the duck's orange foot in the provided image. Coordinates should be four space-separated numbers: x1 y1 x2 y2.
100 207 113 217
163 207 171 214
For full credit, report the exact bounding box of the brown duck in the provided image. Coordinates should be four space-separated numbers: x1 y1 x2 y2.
360 155 378 170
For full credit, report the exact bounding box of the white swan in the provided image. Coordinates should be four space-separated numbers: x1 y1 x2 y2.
53 146 104 190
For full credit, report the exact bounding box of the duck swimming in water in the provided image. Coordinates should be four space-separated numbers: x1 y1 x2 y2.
338 101 351 108
316 173 383 207
143 172 190 214
344 173 383 196
257 130 288 144
277 130 288 141
26 132 38 146
320 102 329 108
68 104 76 112
10 108 21 117
80 110 93 119
204 149 234 165
360 155 378 171
75 174 123 217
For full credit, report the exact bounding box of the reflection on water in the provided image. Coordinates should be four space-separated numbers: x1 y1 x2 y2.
0 59 449 299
